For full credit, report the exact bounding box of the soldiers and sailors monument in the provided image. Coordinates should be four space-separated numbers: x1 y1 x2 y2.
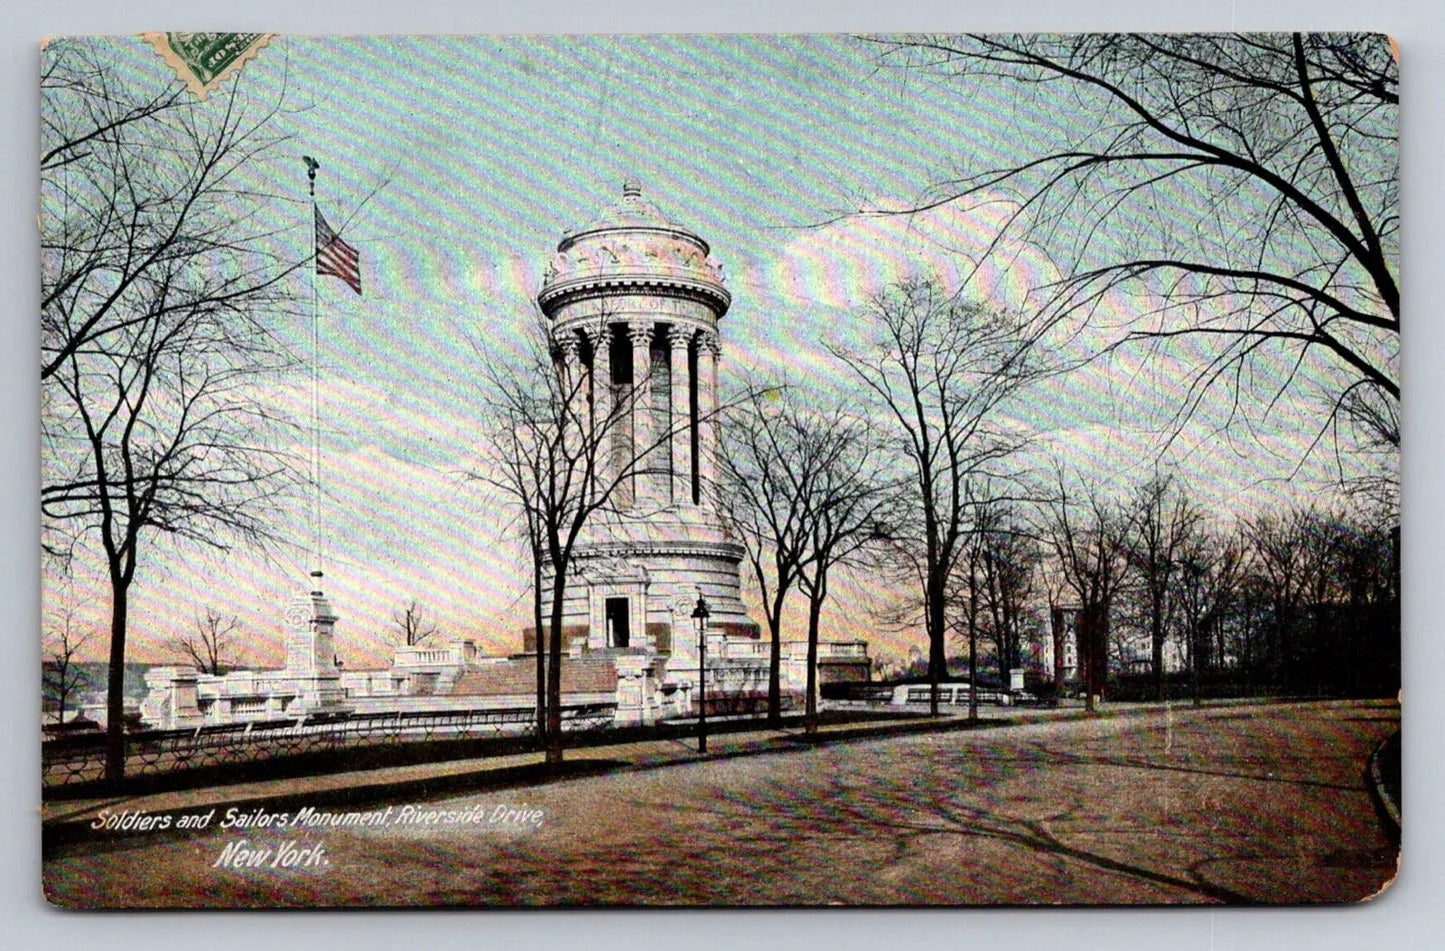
138 177 869 730
535 174 759 669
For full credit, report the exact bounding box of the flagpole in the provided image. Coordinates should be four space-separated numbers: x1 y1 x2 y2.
306 158 323 592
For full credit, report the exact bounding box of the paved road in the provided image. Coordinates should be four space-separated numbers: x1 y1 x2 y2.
43 699 1399 907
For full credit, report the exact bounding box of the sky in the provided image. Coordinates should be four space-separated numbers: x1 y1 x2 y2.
42 33 1397 670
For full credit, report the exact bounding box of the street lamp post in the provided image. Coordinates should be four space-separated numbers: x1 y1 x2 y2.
692 590 711 753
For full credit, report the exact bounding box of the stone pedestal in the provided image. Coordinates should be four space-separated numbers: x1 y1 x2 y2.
139 666 205 729
613 654 656 727
282 580 350 714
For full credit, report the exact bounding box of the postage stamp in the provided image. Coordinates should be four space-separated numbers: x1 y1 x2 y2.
38 32 1399 909
140 32 273 100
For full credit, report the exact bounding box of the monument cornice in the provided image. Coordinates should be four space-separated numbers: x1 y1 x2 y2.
570 538 747 562
538 272 731 318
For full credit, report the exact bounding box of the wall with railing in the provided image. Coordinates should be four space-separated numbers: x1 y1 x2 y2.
393 645 467 668
42 700 616 790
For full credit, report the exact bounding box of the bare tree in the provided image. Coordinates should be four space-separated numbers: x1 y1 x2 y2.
866 34 1397 483
42 610 92 725
1245 508 1314 689
830 279 1037 716
1173 523 1246 706
947 490 1042 721
41 43 301 779
1040 470 1128 710
1298 510 1352 693
1237 503 1398 695
949 491 988 723
390 599 439 647
718 380 823 726
1330 510 1399 693
791 407 895 734
975 500 1041 700
41 41 190 387
168 607 237 675
1123 472 1204 701
471 317 581 758
720 380 892 727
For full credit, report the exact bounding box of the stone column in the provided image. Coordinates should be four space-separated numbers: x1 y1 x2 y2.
697 330 721 509
628 322 653 508
667 325 692 506
588 325 613 481
555 332 581 397
555 333 582 461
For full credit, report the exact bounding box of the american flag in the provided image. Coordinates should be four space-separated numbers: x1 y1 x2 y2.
314 205 361 295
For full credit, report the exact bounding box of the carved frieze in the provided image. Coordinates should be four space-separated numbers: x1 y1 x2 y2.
541 235 722 289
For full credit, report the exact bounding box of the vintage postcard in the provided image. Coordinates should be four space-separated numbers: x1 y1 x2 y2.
40 33 1400 907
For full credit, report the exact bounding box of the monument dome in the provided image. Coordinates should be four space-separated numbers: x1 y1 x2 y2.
538 176 730 329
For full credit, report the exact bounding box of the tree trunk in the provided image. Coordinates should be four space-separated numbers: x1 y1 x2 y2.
997 586 1016 705
54 665 68 726
804 593 822 735
1080 603 1100 713
766 605 783 727
1153 595 1167 703
104 577 128 782
999 626 1012 706
967 617 979 724
927 573 946 718
967 575 979 723
545 575 566 767
1098 608 1111 704
1191 623 1203 708
533 553 547 751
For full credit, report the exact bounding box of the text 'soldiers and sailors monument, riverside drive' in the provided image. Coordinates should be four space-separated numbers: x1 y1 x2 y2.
138 179 870 730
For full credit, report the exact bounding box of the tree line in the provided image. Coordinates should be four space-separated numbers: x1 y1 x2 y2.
948 474 1398 706
715 280 1399 725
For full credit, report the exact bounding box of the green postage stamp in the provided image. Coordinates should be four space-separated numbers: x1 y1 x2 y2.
141 32 273 100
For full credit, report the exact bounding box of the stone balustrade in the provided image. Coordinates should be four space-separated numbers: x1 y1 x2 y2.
394 645 465 668
781 641 870 659
720 639 769 659
716 639 870 661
